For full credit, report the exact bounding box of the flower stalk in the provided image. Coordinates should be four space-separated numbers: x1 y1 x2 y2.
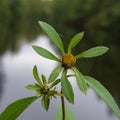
61 90 65 120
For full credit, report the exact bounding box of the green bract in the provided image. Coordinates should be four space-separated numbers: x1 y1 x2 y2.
0 21 119 120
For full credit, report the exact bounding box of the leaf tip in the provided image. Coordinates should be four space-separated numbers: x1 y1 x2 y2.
38 21 43 25
81 31 85 35
101 46 109 54
105 47 109 52
71 100 74 104
48 79 52 84
84 91 87 95
33 64 37 68
32 45 36 49
25 85 29 89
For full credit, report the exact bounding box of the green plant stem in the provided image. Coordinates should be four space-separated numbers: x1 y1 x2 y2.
61 90 65 120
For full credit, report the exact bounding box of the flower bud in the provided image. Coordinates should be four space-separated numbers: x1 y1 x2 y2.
62 54 76 68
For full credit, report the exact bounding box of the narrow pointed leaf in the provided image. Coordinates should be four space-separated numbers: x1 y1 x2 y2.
0 96 38 120
68 32 84 53
61 70 74 104
41 74 47 86
72 67 87 94
47 90 57 96
32 45 61 62
36 92 42 97
39 21 65 54
25 84 41 90
41 96 50 111
76 46 109 59
48 65 62 83
85 76 120 119
33 65 42 86
54 105 76 120
49 79 61 89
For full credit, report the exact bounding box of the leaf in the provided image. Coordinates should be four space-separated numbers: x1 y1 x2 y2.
32 45 61 62
41 96 50 111
25 84 41 91
36 92 42 97
33 65 42 86
49 79 61 89
39 21 65 54
41 74 47 86
72 67 87 94
48 65 62 83
85 76 120 119
61 70 74 104
54 105 76 120
68 32 84 53
0 96 38 120
76 46 109 59
47 90 57 96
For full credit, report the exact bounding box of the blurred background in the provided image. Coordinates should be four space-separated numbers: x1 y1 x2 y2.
0 0 120 120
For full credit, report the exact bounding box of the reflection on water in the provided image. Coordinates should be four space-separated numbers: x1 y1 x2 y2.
0 36 118 120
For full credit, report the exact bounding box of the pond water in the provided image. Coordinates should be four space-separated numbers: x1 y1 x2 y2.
0 36 118 120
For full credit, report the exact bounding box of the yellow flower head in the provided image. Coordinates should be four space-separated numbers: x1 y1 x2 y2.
62 54 76 68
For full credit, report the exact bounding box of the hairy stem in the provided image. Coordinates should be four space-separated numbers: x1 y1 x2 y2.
61 91 65 120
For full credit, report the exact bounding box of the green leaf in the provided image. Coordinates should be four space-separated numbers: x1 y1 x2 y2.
32 45 61 62
61 70 74 104
54 105 76 120
39 21 65 54
36 92 42 97
72 67 87 94
41 96 50 111
68 32 84 53
47 90 57 96
85 76 120 119
48 65 62 83
25 84 41 91
49 79 61 89
76 46 109 59
0 96 38 120
41 74 47 85
33 65 42 86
